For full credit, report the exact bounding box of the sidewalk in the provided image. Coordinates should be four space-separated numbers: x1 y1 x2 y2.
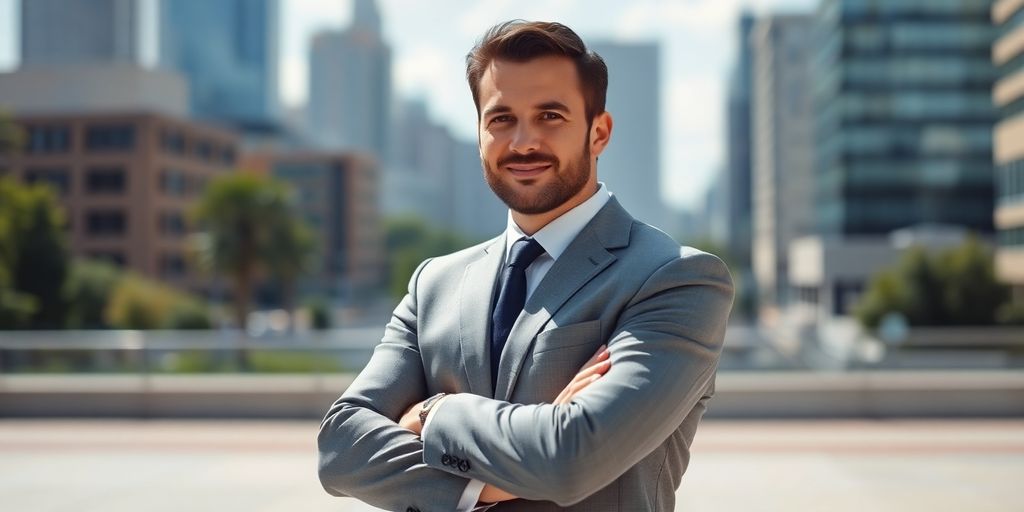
1 419 1021 511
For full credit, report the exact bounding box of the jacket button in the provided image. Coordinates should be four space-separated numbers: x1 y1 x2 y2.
458 459 471 472
441 454 451 466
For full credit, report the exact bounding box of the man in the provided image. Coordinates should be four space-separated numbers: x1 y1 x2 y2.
319 20 734 511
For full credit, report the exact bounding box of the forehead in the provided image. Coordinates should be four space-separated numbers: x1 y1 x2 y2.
477 56 584 112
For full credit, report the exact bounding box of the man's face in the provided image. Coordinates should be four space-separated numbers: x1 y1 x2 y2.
476 56 594 215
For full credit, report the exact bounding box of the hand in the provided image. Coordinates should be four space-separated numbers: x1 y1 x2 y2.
399 398 426 436
553 344 611 405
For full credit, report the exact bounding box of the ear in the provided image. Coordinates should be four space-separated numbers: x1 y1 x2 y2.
590 111 613 158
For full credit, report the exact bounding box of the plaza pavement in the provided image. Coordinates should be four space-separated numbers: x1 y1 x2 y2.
1 419 1021 511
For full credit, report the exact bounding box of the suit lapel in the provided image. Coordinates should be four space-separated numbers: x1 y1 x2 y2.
459 234 505 398
494 198 634 401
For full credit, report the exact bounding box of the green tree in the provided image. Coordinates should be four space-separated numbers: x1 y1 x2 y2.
104 272 211 330
0 177 69 329
266 216 318 331
856 237 1010 329
63 259 121 329
192 173 312 330
384 217 469 301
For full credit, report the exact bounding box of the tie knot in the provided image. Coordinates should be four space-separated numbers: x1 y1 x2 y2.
508 238 545 269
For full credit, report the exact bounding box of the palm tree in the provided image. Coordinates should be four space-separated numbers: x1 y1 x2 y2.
191 174 291 331
266 217 318 332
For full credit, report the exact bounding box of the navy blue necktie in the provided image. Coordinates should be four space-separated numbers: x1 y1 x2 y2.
491 237 546 387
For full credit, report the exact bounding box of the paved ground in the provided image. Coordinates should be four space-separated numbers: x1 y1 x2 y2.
2 419 1022 511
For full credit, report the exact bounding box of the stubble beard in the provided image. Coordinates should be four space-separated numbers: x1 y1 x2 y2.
483 138 592 215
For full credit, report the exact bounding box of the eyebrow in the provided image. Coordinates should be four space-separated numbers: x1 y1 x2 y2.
482 101 573 119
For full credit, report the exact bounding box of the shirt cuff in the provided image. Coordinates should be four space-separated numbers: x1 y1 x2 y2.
456 478 487 511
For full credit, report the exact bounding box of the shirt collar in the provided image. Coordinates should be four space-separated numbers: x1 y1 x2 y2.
504 182 612 263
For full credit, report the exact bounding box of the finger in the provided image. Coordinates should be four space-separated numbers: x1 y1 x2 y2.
580 344 608 369
575 358 611 381
564 374 602 401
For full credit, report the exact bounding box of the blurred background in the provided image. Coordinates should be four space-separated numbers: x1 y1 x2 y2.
0 0 1022 511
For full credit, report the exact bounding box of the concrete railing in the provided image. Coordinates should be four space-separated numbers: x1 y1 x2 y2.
2 370 1022 419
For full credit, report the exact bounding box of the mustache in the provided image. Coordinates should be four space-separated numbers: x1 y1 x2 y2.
497 153 559 168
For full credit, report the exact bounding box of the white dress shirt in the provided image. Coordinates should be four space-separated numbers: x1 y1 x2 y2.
424 183 612 511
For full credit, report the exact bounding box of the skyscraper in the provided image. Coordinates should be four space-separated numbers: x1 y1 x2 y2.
308 0 392 160
159 0 281 129
790 0 998 319
725 12 757 274
993 0 1024 304
812 0 996 236
751 15 815 314
20 0 139 66
589 41 667 229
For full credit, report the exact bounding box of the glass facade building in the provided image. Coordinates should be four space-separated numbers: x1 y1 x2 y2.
993 0 1024 291
812 0 998 236
159 0 280 129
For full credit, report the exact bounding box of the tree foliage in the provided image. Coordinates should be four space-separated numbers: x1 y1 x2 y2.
0 177 69 328
191 173 316 329
384 217 470 301
856 237 1010 329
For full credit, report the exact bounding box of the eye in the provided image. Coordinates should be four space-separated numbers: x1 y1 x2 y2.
540 111 564 121
488 114 513 126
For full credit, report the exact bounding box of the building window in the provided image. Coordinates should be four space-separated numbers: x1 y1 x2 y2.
196 141 213 162
160 169 188 197
161 129 186 155
160 253 187 277
85 124 135 152
25 125 70 154
999 227 1024 248
85 210 126 236
158 211 187 237
24 167 71 195
85 167 127 194
87 251 126 267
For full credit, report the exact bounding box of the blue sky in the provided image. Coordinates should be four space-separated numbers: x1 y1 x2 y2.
0 0 817 210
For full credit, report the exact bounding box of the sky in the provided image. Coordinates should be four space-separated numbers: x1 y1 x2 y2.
0 0 817 210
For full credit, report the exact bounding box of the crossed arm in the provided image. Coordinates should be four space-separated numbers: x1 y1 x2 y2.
318 252 733 510
397 345 613 504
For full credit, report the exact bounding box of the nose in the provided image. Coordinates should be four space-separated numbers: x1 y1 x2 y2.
509 123 540 154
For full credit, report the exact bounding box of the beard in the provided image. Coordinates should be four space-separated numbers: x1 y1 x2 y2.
483 137 591 215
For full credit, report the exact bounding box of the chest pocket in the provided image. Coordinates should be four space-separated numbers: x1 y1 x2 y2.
517 319 603 403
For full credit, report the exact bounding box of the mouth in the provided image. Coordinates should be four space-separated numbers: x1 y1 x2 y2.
505 163 553 178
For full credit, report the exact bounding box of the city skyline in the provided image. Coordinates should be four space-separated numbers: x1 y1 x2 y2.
0 0 816 211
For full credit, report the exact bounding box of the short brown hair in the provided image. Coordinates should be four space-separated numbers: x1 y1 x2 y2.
466 20 608 125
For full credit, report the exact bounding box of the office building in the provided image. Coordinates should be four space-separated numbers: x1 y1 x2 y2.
589 41 667 229
0 111 238 292
307 0 391 159
159 0 281 129
751 14 815 315
0 65 188 118
21 0 139 67
791 0 998 319
993 0 1024 301
725 12 757 273
241 152 383 299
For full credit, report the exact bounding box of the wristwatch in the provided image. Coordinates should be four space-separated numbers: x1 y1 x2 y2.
419 392 447 430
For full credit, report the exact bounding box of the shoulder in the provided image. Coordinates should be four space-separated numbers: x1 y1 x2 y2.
622 221 732 284
416 235 501 281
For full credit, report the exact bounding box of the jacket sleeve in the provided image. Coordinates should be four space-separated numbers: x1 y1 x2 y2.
317 258 470 512
420 250 734 506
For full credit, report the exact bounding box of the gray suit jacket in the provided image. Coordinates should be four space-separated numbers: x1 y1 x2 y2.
319 198 734 511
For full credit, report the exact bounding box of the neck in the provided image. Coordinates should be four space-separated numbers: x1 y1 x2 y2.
511 181 599 236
